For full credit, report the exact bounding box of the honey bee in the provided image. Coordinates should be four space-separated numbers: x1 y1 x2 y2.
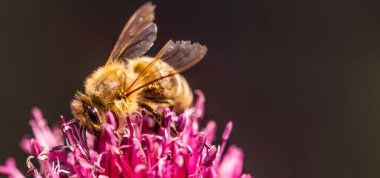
70 2 207 136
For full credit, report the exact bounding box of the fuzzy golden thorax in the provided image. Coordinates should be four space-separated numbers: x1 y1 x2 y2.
85 61 140 115
71 60 140 135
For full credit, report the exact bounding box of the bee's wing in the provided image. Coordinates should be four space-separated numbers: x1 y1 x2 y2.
125 40 207 95
107 2 157 63
160 40 208 72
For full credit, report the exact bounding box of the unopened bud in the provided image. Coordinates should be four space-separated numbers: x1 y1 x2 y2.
176 113 187 132
106 112 117 130
202 145 217 167
31 107 44 123
163 108 171 118
222 121 233 141
30 139 42 158
196 133 206 154
164 114 173 129
104 127 116 146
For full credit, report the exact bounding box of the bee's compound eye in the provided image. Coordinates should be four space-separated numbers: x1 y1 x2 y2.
86 106 99 123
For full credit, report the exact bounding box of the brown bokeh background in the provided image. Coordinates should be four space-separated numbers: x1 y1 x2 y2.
1 0 380 177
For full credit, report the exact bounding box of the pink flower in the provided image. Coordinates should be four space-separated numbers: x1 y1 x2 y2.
0 90 252 178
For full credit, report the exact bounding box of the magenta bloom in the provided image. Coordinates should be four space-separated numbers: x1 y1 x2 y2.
0 91 252 178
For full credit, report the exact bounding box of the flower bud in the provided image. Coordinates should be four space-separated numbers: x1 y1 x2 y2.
104 127 116 146
31 107 44 123
196 133 206 154
202 145 217 167
222 121 233 141
163 108 171 118
176 113 187 132
164 114 173 129
30 140 42 158
106 112 117 130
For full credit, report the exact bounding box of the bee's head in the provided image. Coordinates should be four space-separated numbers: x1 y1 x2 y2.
70 91 104 137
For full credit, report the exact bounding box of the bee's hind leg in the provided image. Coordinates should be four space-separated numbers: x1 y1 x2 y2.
139 103 178 136
139 103 164 125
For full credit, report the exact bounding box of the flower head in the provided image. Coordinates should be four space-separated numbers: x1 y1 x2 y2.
0 91 252 178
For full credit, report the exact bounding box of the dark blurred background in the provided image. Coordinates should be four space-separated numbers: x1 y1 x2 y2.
1 0 380 177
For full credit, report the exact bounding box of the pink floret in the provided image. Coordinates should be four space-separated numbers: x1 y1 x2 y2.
1 90 252 178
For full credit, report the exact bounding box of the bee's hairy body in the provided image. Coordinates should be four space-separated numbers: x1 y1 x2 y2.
87 56 192 115
70 3 206 136
72 57 193 135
